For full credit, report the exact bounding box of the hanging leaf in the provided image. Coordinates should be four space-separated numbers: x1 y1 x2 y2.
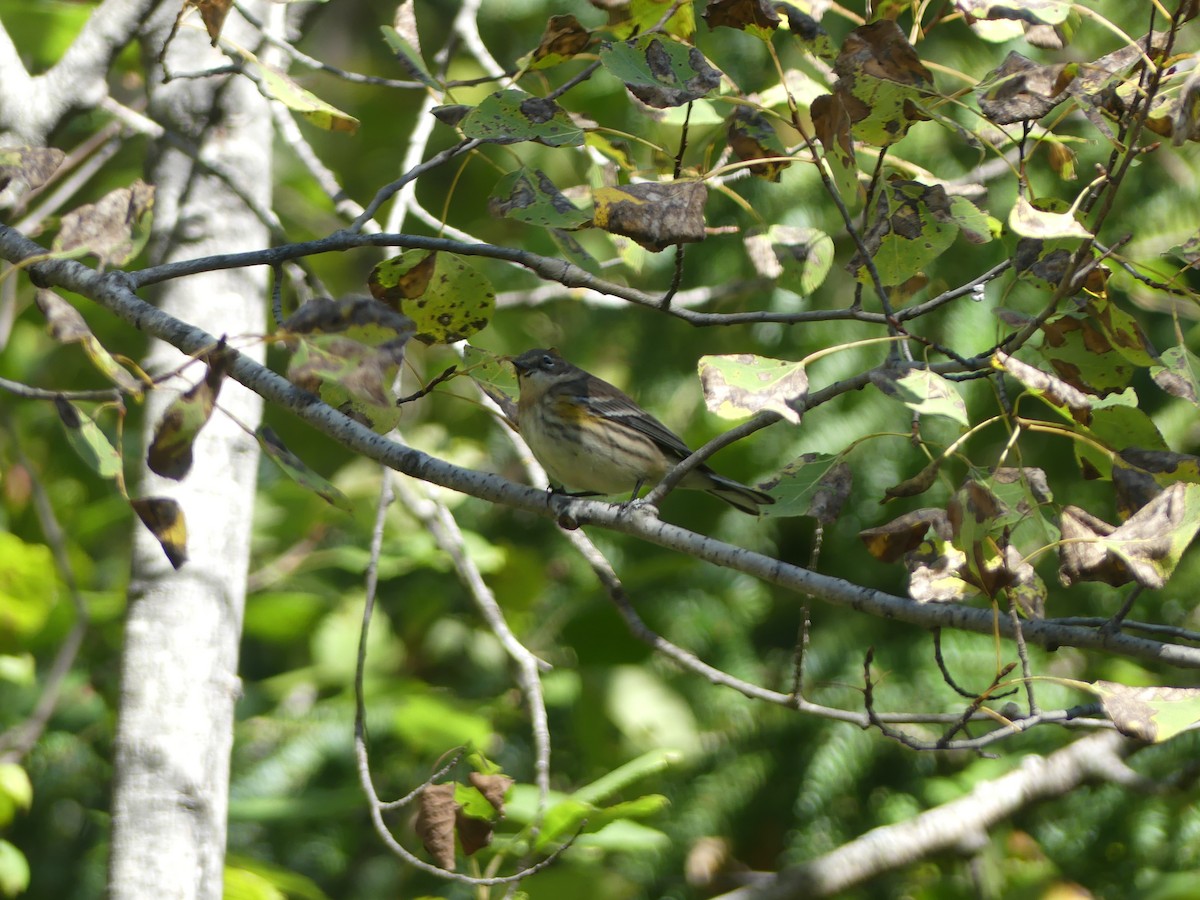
54 397 122 481
703 0 781 39
592 181 707 251
488 168 590 229
598 36 723 109
828 20 934 147
993 349 1093 421
870 366 969 427
460 90 583 146
147 345 232 481
698 354 807 424
759 453 851 521
1008 196 1091 240
1039 310 1138 397
1058 482 1200 589
1092 681 1200 743
976 51 1073 124
849 181 960 286
132 497 188 569
256 426 351 511
53 180 155 268
415 783 457 870
605 0 695 41
243 59 360 134
186 0 233 45
726 106 791 181
282 297 415 432
36 290 145 395
860 508 952 563
380 25 439 88
955 0 1072 26
744 226 835 296
1151 344 1200 406
519 14 592 70
368 252 495 344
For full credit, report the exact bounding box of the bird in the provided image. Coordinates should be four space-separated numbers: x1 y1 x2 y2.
509 348 774 514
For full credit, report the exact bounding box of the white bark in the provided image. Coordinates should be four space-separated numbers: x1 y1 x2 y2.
108 3 271 898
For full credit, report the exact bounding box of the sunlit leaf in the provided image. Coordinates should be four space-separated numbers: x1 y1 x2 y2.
1093 681 1200 743
870 366 969 427
132 497 188 570
368 252 494 345
744 226 834 296
698 354 807 424
36 290 145 395
54 397 122 480
760 453 851 521
1008 196 1090 239
244 59 359 134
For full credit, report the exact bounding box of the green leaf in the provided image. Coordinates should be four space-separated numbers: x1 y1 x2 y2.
0 764 32 828
573 749 681 806
54 396 122 480
0 533 58 645
244 59 359 133
223 866 286 900
147 347 230 480
698 354 807 424
380 25 439 87
870 367 969 427
759 453 852 521
0 840 30 898
460 90 583 146
488 168 590 229
598 36 722 109
833 21 934 147
745 226 834 296
1092 681 1200 743
850 181 960 286
256 426 352 511
368 252 494 345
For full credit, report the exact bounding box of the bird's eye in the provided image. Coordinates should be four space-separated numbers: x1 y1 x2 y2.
541 354 555 368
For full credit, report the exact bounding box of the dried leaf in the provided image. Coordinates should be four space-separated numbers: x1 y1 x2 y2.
703 0 781 38
522 14 592 69
859 507 951 563
54 180 155 268
186 0 233 46
592 181 707 251
415 783 457 870
0 146 64 204
976 51 1071 124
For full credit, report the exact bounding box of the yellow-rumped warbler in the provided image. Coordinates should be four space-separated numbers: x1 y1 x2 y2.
510 348 773 514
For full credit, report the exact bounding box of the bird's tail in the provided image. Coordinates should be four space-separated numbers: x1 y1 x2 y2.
705 473 774 515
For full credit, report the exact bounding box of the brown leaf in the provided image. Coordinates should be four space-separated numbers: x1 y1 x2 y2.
187 0 233 46
808 462 852 525
415 783 458 870
859 507 951 563
469 772 514 813
54 180 155 269
592 181 707 251
703 0 781 33
529 14 592 63
976 52 1071 124
455 810 494 856
0 146 64 202
1095 681 1200 743
1058 483 1200 589
882 457 943 502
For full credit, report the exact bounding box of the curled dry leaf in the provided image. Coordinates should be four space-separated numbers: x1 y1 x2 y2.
415 783 458 870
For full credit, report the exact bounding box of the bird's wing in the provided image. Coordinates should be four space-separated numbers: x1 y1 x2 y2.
576 389 694 460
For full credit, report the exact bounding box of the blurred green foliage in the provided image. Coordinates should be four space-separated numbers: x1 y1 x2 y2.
4 1 1200 898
